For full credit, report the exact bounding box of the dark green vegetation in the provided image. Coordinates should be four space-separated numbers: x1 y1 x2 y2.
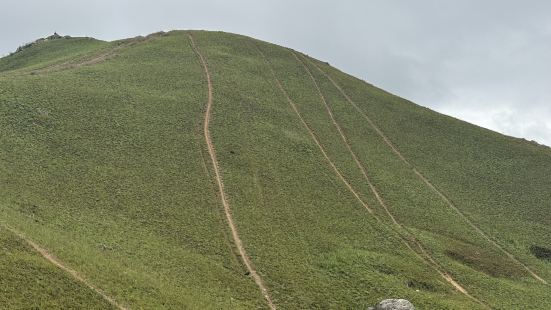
1 30 550 309
531 246 551 262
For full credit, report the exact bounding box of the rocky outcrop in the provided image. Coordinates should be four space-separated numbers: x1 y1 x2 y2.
46 32 62 40
13 33 69 54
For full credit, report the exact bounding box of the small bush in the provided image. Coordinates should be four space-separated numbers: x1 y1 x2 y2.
530 245 551 261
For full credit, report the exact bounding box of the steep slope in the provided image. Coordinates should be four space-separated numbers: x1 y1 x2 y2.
0 30 550 309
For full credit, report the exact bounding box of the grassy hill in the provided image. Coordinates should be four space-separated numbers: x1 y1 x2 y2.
0 30 550 309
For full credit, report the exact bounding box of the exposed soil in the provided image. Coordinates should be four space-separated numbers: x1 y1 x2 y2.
187 33 276 310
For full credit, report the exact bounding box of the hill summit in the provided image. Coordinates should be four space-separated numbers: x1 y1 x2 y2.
1 30 550 309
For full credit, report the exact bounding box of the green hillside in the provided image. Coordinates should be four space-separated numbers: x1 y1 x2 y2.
0 30 550 309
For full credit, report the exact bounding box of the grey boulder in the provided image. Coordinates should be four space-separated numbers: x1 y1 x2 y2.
372 299 415 310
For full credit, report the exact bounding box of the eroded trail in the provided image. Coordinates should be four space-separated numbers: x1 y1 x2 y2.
308 58 547 285
187 34 276 310
292 52 486 305
2 224 127 310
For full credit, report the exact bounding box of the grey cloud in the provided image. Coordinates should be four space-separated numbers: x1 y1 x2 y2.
1 0 550 145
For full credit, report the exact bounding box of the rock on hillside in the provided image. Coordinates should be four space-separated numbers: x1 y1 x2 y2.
368 299 415 310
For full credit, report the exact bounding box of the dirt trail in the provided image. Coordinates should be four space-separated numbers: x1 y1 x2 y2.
308 57 548 285
293 52 487 306
187 33 276 310
2 224 127 310
4 45 126 77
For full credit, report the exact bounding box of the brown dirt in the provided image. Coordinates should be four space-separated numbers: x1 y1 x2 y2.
187 33 276 310
2 224 127 310
308 57 547 286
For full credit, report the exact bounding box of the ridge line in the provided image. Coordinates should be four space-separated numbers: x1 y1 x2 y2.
3 34 161 78
187 33 276 309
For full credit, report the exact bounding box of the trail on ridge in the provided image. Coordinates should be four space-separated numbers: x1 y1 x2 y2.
3 34 159 77
307 57 548 285
187 33 276 310
2 224 127 310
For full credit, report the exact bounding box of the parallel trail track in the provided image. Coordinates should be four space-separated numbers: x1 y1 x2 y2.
291 52 488 307
253 45 373 215
2 224 127 310
187 33 276 310
306 57 548 285
253 42 487 307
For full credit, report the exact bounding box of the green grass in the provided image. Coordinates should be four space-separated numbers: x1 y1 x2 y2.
1 30 550 309
0 36 107 73
0 226 115 309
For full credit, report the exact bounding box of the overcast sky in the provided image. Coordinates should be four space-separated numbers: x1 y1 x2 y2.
2 0 550 146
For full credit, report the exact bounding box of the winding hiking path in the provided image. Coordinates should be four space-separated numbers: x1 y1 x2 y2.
187 33 276 310
292 52 487 306
2 224 127 310
307 58 547 285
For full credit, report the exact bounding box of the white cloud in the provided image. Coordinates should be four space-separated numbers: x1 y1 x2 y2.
438 91 551 146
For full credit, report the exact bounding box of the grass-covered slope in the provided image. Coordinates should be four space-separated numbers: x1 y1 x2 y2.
0 36 107 73
0 226 115 309
0 30 550 309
